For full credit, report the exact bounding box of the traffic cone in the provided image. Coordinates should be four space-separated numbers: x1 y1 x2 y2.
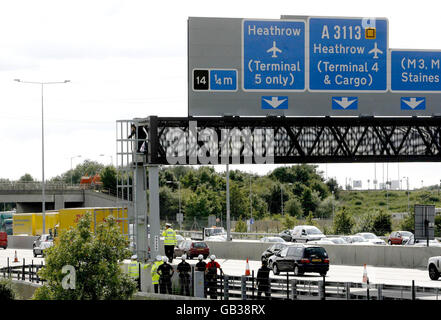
245 258 250 276
362 264 368 284
13 250 18 263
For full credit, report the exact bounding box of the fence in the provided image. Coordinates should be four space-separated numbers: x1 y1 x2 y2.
0 258 45 284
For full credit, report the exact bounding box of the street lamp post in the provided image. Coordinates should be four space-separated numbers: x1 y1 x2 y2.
70 155 82 185
166 180 181 228
99 154 113 166
14 79 70 235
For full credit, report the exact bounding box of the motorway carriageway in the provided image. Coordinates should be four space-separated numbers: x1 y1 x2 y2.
1 248 441 289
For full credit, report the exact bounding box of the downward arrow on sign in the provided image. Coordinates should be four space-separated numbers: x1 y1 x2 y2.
402 98 424 109
333 97 356 109
263 97 287 108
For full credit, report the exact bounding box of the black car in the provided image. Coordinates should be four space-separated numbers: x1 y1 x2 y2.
261 243 289 262
271 244 329 277
279 230 293 242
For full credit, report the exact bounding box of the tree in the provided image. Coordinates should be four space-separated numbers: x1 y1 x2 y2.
19 173 34 182
100 166 117 192
326 178 341 199
399 212 415 233
284 198 303 217
234 216 247 232
301 188 320 216
372 211 392 235
33 212 137 300
305 211 318 227
282 215 298 229
333 207 354 235
355 211 375 233
316 196 338 219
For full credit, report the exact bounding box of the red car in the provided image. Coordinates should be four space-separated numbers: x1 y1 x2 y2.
387 231 413 245
174 240 210 259
0 232 7 249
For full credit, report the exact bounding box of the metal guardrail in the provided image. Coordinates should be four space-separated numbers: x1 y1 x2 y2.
0 182 81 191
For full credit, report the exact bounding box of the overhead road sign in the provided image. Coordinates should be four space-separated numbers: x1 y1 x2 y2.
242 19 306 91
188 16 441 117
391 50 441 92
308 17 388 91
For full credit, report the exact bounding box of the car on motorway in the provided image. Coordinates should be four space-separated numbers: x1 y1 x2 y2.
33 234 54 257
261 242 290 262
344 235 373 245
306 239 335 245
387 231 413 245
270 244 329 276
327 237 348 244
173 240 210 259
291 225 327 243
279 229 294 242
404 235 441 247
176 234 186 246
260 236 286 243
356 232 387 245
427 256 441 280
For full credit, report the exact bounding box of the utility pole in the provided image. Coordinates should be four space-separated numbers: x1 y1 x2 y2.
226 163 231 241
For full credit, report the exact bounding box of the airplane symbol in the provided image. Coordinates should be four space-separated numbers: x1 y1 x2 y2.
368 42 383 59
267 41 282 58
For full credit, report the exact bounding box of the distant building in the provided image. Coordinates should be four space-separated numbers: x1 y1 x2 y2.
391 212 409 220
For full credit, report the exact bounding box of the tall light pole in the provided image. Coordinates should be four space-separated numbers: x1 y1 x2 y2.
70 155 82 185
99 153 113 166
403 176 410 213
14 79 70 235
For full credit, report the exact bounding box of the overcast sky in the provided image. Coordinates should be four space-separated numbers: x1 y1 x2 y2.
1 0 441 190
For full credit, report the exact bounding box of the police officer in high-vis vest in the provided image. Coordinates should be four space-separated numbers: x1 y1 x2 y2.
162 223 177 263
128 255 141 290
151 255 164 293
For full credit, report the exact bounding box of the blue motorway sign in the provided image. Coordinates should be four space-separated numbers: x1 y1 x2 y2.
242 19 305 91
309 17 388 91
391 51 441 91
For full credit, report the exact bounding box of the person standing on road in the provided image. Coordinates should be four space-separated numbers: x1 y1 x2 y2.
177 254 191 296
150 255 164 294
256 259 271 299
205 255 223 299
157 256 174 294
162 223 177 263
196 254 207 297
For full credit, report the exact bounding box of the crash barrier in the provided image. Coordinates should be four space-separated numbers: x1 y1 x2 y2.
7 236 39 249
204 241 441 269
0 258 46 284
201 273 441 301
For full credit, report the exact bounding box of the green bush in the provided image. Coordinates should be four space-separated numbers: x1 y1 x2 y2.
234 216 247 233
333 207 354 235
32 212 137 300
372 211 392 235
0 278 17 300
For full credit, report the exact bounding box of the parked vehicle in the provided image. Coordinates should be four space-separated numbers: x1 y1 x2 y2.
260 236 286 243
279 230 294 242
0 231 7 249
261 243 290 262
356 232 386 245
33 234 54 257
173 240 210 259
405 235 441 247
328 237 348 244
271 244 329 276
427 256 441 280
291 225 327 243
387 231 413 245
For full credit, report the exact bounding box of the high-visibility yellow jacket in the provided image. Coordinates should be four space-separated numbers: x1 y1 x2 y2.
151 260 164 285
162 228 177 246
128 261 140 279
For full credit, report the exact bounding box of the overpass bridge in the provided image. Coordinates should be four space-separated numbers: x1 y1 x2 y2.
0 182 119 213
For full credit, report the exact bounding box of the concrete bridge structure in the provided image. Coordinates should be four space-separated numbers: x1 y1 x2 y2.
0 182 118 213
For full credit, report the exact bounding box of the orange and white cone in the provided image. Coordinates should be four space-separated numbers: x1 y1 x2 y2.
362 264 368 284
245 258 250 276
14 250 18 263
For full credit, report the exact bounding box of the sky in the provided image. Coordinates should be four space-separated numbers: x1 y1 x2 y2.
1 0 441 190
